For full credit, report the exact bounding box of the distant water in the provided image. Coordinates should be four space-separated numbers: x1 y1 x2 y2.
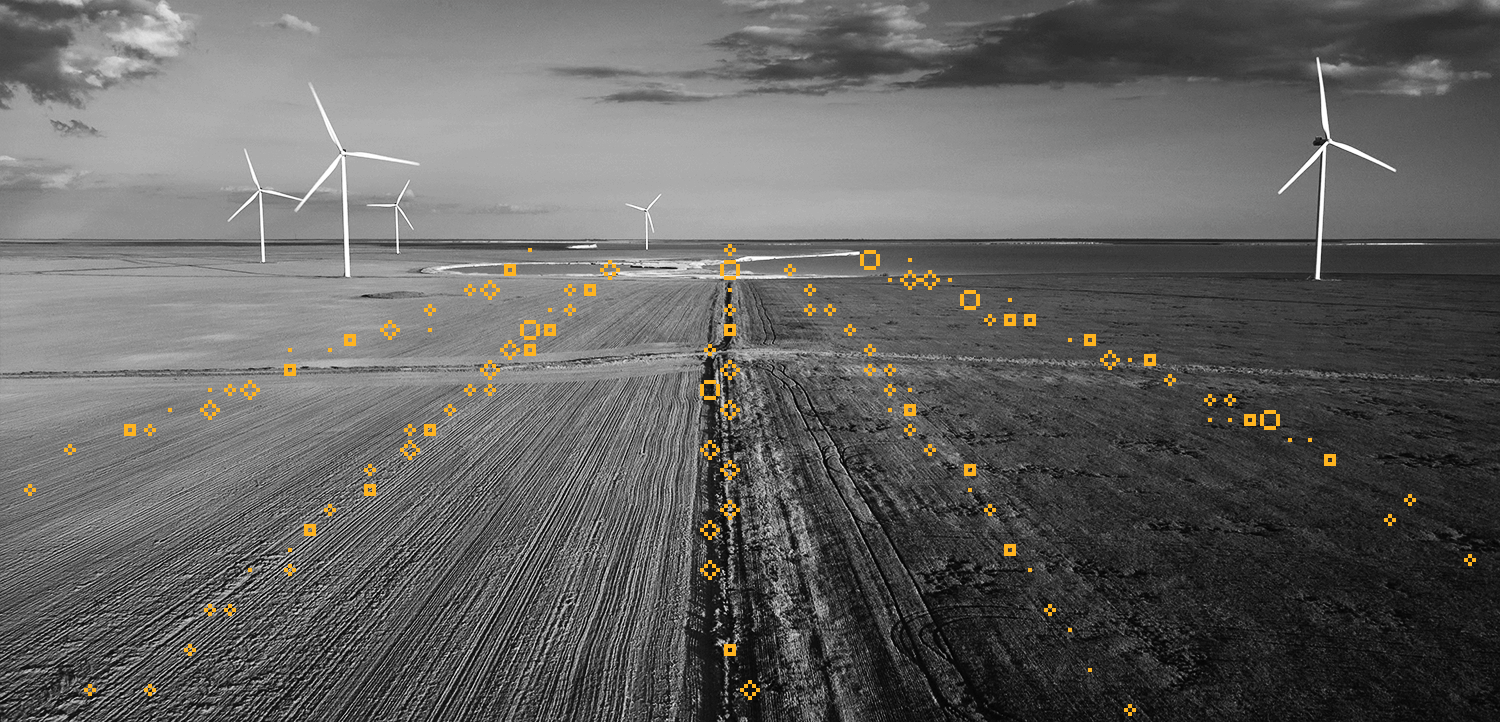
714 240 1500 278
5 239 1496 277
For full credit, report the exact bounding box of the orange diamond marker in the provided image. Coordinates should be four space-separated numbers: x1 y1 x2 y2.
84 684 96 697
23 484 36 496
183 644 196 657
143 684 156 697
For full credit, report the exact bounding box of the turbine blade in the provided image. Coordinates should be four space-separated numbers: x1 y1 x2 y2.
646 193 661 210
296 156 341 212
397 205 413 229
368 203 395 207
345 151 420 166
1316 58 1330 139
309 83 342 149
397 179 411 204
1327 140 1396 172
243 148 260 188
229 191 258 222
1278 146 1325 195
646 212 655 234
625 204 646 211
262 190 300 200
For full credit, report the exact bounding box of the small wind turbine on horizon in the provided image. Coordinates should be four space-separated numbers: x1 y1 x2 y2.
295 82 420 278
228 149 300 263
1277 57 1396 281
625 194 661 250
367 180 414 254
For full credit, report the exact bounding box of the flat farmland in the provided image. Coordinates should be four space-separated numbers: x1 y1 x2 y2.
0 244 723 721
714 274 1500 721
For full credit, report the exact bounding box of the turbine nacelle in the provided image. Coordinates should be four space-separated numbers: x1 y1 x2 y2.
1313 136 1328 147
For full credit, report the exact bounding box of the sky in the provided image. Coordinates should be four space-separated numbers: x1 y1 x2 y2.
2 0 1498 241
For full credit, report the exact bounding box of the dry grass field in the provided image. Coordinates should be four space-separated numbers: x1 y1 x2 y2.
3 241 1497 721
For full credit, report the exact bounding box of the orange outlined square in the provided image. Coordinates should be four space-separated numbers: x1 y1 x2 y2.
543 324 557 337
583 284 597 296
123 424 136 437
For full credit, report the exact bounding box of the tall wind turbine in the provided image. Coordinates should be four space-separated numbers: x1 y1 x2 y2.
229 149 299 263
625 194 661 250
294 83 420 278
367 180 413 254
1277 57 1396 281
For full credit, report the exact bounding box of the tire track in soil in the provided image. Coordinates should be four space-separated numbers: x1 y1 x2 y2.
699 281 761 722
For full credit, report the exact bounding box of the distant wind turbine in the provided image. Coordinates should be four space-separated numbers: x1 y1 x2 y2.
367 180 413 254
625 194 661 250
228 149 299 263
294 82 420 278
1277 57 1396 281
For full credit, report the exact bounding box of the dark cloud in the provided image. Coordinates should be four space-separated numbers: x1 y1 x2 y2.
259 14 318 36
711 3 948 82
598 82 728 103
0 0 196 109
0 154 88 189
563 0 1499 102
912 0 1500 95
722 0 808 12
49 118 101 137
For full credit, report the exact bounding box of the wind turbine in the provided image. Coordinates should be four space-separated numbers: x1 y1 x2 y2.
625 194 661 250
294 82 420 278
228 149 299 263
1277 57 1396 281
367 180 413 254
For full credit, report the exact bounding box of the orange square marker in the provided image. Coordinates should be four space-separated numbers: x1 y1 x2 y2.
123 424 136 437
583 284 597 296
423 423 437 437
363 483 377 496
503 263 517 276
303 523 316 537
523 343 537 356
724 643 737 656
284 363 297 377
1324 454 1337 466
1023 314 1037 327
1004 313 1017 326
344 334 356 347
543 324 557 336
1004 543 1017 556
963 463 977 476
724 323 736 337
1083 334 1096 346
903 403 917 417
1143 354 1156 367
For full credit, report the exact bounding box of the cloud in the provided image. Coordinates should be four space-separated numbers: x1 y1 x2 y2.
711 3 948 82
560 0 1499 100
0 154 89 189
260 13 319 35
49 117 101 136
598 82 728 103
911 0 1500 95
723 0 807 11
0 0 196 109
458 203 554 215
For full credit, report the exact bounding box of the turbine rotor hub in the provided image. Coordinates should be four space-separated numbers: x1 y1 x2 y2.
1314 136 1327 146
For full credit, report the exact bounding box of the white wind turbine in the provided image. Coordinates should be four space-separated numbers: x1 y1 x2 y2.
625 193 661 250
1277 57 1396 281
294 82 420 278
367 180 413 254
228 149 300 263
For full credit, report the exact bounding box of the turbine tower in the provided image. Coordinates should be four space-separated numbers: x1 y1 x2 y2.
625 194 661 251
295 83 420 278
1277 57 1396 281
228 149 299 263
368 180 413 254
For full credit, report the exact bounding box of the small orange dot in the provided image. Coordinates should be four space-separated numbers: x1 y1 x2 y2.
428 328 433 332
967 487 972 492
548 308 553 312
907 258 912 262
1307 438 1313 442
887 278 892 282
328 348 333 352
1208 418 1214 422
888 408 893 412
1027 567 1033 572
208 388 213 392
907 387 913 392
287 548 293 553
1087 667 1092 673
528 248 532 252
947 277 952 282
1067 627 1072 632
1007 298 1012 302
167 408 172 413
1128 358 1132 363
287 348 293 352
247 567 253 573
1068 338 1073 342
